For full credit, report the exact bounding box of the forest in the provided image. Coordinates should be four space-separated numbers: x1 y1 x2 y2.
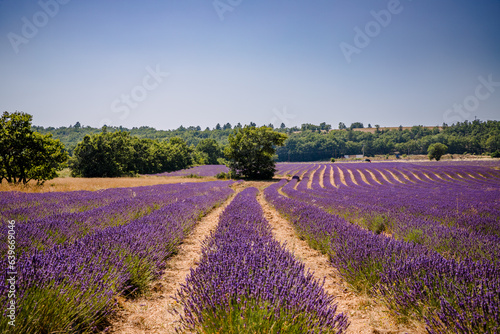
33 119 500 162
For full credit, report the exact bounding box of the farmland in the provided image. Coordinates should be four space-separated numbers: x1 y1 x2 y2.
1 161 499 333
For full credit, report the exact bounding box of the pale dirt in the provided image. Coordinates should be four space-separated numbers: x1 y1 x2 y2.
330 165 338 188
318 165 326 188
336 166 348 187
0 175 216 193
346 169 359 186
108 180 426 334
307 165 321 189
257 191 426 334
365 169 382 185
108 190 239 334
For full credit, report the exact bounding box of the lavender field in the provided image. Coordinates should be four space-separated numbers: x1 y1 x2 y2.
1 161 499 333
0 182 234 332
268 161 500 333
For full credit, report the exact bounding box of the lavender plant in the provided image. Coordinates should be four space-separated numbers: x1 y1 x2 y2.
176 187 349 333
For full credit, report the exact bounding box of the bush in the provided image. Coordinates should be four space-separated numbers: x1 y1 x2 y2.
330 158 335 162
491 150 500 158
428 143 448 161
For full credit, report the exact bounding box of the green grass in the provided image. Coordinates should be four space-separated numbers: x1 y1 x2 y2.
196 299 340 334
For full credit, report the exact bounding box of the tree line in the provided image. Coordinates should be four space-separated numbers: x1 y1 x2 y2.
3 110 500 184
34 119 500 162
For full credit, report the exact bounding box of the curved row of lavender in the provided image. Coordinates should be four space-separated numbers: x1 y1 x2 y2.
0 181 234 333
155 164 229 177
176 187 349 333
286 163 500 264
265 166 500 333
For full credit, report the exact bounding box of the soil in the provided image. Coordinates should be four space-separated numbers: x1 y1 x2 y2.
107 181 427 333
256 190 426 334
108 190 238 334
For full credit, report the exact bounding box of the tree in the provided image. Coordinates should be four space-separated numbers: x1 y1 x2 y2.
0 111 67 184
350 122 364 129
428 143 448 161
195 138 221 165
224 126 287 179
71 128 134 177
338 122 346 130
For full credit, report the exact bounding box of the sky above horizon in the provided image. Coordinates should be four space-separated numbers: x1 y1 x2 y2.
1 0 499 130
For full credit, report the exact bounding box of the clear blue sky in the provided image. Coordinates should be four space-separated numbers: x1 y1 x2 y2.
1 0 499 130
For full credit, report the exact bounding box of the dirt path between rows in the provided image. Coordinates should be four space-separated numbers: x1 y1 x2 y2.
257 191 425 334
109 191 238 334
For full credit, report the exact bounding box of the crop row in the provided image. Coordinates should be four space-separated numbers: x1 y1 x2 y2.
284 163 500 263
1 182 228 257
0 181 234 333
265 179 500 333
176 187 349 333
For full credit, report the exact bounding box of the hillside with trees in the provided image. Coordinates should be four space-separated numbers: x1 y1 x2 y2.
34 120 500 162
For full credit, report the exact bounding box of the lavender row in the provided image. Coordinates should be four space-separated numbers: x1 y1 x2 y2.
265 180 500 333
296 163 500 264
1 182 228 258
0 182 234 333
155 164 229 177
176 187 349 333
284 176 500 265
0 182 202 222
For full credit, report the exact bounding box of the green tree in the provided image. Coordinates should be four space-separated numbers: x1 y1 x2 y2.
0 111 67 184
195 138 221 165
428 143 448 161
225 126 287 179
71 127 134 177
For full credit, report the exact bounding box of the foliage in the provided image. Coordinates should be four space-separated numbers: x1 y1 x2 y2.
492 150 500 158
194 138 222 164
427 143 448 161
0 111 67 184
224 126 287 180
70 128 192 177
33 119 500 162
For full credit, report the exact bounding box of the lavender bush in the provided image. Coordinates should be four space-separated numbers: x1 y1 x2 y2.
176 187 349 333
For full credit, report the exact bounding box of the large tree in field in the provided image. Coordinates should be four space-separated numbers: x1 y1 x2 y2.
428 143 448 161
0 111 68 184
225 126 287 180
